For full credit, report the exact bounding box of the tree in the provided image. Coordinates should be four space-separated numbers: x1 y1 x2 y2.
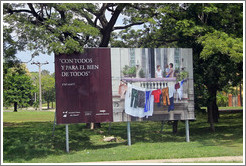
41 69 50 76
112 3 243 131
3 26 20 76
3 26 35 111
3 66 35 112
3 3 154 54
41 74 55 109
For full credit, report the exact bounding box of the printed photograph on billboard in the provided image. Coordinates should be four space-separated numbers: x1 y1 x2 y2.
111 48 195 122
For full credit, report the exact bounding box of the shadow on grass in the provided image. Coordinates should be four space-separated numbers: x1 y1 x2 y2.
3 122 125 162
3 112 243 162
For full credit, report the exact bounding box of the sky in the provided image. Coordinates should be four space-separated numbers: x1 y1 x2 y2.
16 51 55 73
14 5 144 74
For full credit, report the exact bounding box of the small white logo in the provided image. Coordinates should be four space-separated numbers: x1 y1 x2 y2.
100 110 106 113
63 111 68 118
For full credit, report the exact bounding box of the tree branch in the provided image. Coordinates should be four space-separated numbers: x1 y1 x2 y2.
27 3 45 22
114 22 144 30
7 8 33 14
98 3 109 28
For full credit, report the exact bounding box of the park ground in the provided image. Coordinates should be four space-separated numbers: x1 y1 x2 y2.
2 107 244 163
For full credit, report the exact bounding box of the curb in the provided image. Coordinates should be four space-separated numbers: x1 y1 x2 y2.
84 156 243 163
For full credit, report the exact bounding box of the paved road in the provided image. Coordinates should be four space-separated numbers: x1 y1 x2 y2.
85 156 243 163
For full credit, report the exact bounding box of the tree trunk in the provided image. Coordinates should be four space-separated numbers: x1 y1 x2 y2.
51 102 54 109
14 102 18 112
47 102 50 109
207 88 219 132
99 30 111 47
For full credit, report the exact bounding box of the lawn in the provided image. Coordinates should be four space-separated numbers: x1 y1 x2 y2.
3 110 243 163
3 110 54 122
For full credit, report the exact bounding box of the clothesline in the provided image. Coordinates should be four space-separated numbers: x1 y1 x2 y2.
121 77 177 83
121 79 185 118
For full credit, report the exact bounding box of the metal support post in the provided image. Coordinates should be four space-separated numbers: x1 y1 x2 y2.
185 120 190 142
127 121 131 146
108 122 112 134
66 124 69 153
160 120 165 133
52 111 56 137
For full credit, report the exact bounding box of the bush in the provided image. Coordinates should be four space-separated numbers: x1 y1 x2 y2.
217 92 228 107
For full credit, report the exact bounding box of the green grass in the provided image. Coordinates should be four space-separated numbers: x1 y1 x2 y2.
3 110 54 122
3 111 243 163
201 106 243 110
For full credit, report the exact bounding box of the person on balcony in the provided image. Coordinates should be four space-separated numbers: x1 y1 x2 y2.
166 63 174 78
155 65 163 78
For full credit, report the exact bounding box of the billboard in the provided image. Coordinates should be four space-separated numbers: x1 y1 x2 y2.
55 48 195 124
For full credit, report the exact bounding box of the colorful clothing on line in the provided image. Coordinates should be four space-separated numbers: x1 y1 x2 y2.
168 97 174 112
162 87 170 106
144 91 152 112
152 89 162 103
175 82 180 90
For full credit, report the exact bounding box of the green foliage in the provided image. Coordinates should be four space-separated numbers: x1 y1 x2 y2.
122 65 136 77
3 3 100 55
138 68 145 78
41 74 55 109
116 3 243 115
3 3 155 54
216 92 228 107
3 67 35 109
176 71 189 82
30 71 55 109
198 30 243 63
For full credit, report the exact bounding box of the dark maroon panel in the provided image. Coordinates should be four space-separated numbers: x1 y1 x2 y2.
55 48 113 124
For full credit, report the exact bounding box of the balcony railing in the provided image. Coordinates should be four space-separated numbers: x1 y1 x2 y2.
121 77 178 89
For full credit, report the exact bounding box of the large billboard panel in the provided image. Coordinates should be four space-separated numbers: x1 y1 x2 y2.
55 48 195 124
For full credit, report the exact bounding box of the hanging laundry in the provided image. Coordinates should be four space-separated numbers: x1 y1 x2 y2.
137 90 146 108
118 82 127 99
157 94 162 107
175 82 180 90
130 88 138 108
168 97 174 112
125 84 154 118
151 89 162 103
162 87 170 106
177 80 185 100
144 91 152 113
168 85 175 98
